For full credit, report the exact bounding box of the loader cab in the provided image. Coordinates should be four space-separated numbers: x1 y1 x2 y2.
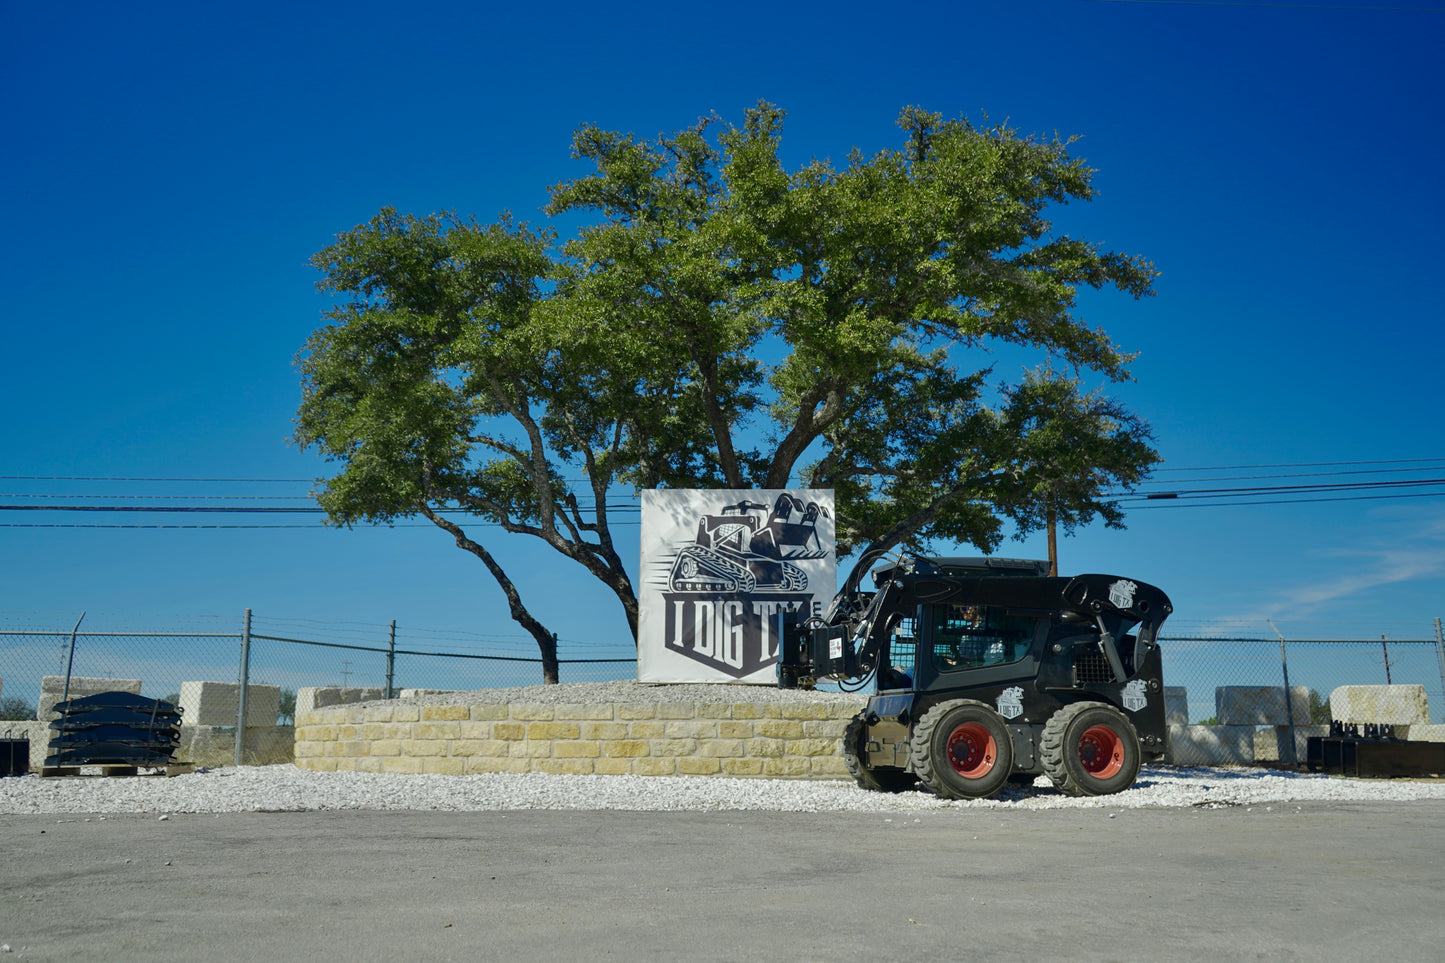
909 601 1048 693
877 609 920 691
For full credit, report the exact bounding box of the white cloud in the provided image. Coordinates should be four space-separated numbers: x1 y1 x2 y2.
1265 507 1445 621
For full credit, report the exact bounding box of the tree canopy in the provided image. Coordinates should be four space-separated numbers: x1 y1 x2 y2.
295 103 1161 674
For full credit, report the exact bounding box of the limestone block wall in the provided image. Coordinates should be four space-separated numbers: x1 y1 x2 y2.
294 698 866 778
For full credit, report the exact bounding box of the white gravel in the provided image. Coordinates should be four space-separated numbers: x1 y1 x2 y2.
4 764 1445 815
6 684 1443 814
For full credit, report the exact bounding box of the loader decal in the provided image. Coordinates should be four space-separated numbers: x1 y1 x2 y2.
997 686 1025 720
1108 579 1139 611
1121 678 1149 713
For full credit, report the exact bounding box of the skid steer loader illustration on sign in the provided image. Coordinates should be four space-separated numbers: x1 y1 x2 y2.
668 495 830 594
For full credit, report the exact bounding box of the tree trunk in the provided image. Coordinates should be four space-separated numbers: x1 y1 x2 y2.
419 504 560 684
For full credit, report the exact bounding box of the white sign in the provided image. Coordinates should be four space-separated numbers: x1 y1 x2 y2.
637 490 835 684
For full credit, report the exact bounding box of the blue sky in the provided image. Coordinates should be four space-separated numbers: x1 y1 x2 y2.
2 0 1442 664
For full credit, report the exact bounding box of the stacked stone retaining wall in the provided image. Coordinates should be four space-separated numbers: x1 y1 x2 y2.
294 697 867 778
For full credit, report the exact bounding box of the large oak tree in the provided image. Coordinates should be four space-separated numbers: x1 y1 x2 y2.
295 103 1161 678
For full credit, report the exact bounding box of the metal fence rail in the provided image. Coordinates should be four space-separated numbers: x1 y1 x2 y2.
1158 635 1445 725
4 617 1443 727
0 616 640 724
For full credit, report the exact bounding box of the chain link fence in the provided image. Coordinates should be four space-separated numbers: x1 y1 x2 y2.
0 613 638 725
1161 635 1445 726
3 615 1443 727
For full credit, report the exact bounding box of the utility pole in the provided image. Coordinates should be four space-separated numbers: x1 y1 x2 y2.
1381 635 1393 685
341 660 352 687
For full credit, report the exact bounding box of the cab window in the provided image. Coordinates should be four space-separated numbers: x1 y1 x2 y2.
930 603 1033 671
879 612 919 690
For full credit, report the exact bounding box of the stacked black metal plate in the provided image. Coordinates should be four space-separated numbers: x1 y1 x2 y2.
1 738 28 777
45 691 183 768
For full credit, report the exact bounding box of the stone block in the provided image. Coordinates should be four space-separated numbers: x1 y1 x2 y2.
722 758 765 776
179 681 281 726
400 689 454 698
1398 725 1445 743
38 676 142 722
1163 687 1189 726
1215 686 1311 726
1329 685 1430 726
295 687 385 716
1166 724 1254 766
1254 725 1328 762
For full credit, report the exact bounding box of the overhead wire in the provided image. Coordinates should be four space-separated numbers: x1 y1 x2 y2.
2 459 1440 525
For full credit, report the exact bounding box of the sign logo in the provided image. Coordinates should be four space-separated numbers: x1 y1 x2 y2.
1122 679 1148 713
1108 579 1139 610
996 686 1025 720
639 491 835 682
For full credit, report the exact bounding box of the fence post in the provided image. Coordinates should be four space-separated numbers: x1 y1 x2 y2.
1435 618 1444 724
235 608 252 767
386 620 397 699
1267 620 1298 764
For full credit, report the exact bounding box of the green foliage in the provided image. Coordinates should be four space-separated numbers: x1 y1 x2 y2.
296 103 1162 643
278 688 296 726
0 696 35 721
1308 689 1332 725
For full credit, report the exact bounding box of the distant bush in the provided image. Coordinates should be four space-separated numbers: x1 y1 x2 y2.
0 696 35 721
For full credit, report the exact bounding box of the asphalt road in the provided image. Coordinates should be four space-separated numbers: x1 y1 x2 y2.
2 802 1443 961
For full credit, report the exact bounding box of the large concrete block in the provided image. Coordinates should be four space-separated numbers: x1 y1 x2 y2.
1397 725 1445 743
296 687 386 716
38 676 143 722
400 689 456 699
1164 687 1189 726
1166 725 1255 766
1216 686 1311 726
179 681 281 726
1329 685 1430 726
1254 724 1328 762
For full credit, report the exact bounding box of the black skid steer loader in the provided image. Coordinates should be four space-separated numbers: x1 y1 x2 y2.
778 554 1172 799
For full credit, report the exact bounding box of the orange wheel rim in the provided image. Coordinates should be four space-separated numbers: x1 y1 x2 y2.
1078 724 1124 779
946 722 997 779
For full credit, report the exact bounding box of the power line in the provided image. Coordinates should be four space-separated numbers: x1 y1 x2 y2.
1124 490 1445 508
1130 465 1445 484
0 523 644 529
0 475 317 482
1086 0 1444 11
0 493 316 500
1153 457 1445 472
1112 477 1445 499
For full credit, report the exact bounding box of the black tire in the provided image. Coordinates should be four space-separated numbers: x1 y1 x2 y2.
909 700 1014 800
1041 702 1142 797
842 712 917 792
